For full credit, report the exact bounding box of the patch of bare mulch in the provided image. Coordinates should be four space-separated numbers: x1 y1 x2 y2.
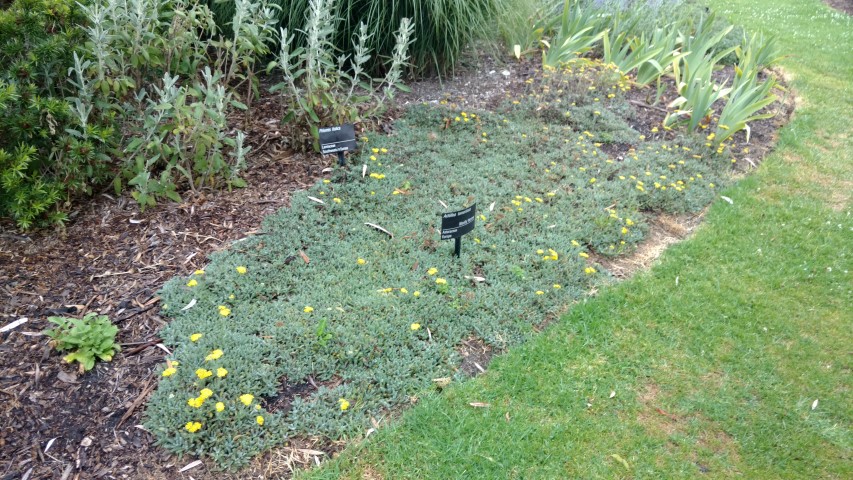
824 0 853 15
0 50 793 480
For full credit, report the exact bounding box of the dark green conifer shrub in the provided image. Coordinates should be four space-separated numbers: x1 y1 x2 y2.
0 0 113 229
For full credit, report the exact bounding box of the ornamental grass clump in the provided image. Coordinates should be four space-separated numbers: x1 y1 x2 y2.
147 58 740 467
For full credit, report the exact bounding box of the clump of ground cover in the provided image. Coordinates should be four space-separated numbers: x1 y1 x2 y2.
145 60 738 468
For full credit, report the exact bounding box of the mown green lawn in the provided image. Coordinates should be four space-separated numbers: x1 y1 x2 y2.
302 0 852 477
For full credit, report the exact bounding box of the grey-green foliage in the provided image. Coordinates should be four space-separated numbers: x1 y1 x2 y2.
147 63 735 468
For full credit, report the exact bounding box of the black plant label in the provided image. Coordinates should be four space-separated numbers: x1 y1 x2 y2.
319 124 357 154
440 205 476 240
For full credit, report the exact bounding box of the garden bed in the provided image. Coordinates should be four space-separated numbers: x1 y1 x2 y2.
0 49 793 479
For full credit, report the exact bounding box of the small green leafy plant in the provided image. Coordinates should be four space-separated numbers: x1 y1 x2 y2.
43 313 120 371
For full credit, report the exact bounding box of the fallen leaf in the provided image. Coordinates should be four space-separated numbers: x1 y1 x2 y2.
609 391 616 399
365 222 394 238
811 399 819 410
180 299 197 311
362 164 367 178
307 196 325 205
179 460 202 472
80 437 93 448
57 370 78 384
464 275 486 282
297 449 326 456
469 402 490 408
610 453 630 470
0 317 28 333
432 377 451 388
44 437 58 453
720 195 734 204
299 250 310 264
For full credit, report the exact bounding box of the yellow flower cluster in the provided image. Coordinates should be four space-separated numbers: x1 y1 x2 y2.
184 421 202 433
218 305 231 317
205 349 223 361
540 248 558 261
190 333 203 342
240 394 254 406
339 398 350 411
196 368 213 380
236 266 247 275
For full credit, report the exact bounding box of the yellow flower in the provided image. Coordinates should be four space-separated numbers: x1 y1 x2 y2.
304 306 314 313
571 240 580 247
199 388 213 399
410 323 421 331
427 267 438 276
186 279 198 287
323 179 331 184
535 290 544 295
215 402 225 412
190 333 203 342
256 415 265 426
217 367 228 378
184 421 202 433
333 198 342 204
236 266 247 275
187 397 204 408
400 288 408 294
413 291 421 297
622 227 629 235
218 307 231 317
229 294 235 300
536 249 544 255
339 398 350 411
584 267 597 275
370 155 377 161
372 148 379 154
240 394 254 406
205 349 224 361
435 278 447 285
357 258 366 265
553 284 562 289
162 367 177 377
194 269 205 275
589 178 596 184
579 252 589 258
380 148 388 153
196 368 212 380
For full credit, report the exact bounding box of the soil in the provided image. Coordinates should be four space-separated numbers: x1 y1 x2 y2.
0 51 792 480
824 0 853 15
